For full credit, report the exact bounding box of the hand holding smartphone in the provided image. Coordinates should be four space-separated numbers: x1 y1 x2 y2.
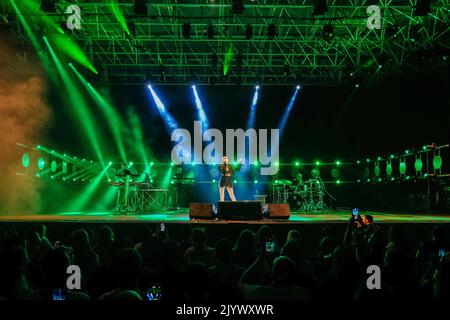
146 286 162 301
439 249 446 261
265 240 275 253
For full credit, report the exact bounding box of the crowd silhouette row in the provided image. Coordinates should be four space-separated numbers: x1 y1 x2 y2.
1 214 449 300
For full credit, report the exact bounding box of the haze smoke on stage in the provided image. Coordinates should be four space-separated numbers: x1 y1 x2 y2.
0 37 52 214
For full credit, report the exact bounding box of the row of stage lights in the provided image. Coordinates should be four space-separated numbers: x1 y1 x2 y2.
24 155 440 186
356 146 432 164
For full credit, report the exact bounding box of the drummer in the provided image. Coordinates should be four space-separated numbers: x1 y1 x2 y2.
294 173 305 192
296 173 304 185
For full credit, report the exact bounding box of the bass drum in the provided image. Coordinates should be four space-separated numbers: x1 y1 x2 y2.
288 193 301 210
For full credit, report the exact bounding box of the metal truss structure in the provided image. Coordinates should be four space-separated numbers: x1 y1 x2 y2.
2 0 450 85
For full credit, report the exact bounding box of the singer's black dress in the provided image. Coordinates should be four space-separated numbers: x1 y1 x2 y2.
218 163 241 188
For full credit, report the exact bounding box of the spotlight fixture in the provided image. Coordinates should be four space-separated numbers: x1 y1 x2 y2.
256 85 260 90
231 0 245 14
40 0 56 13
245 24 253 40
414 0 431 16
312 0 328 16
237 53 243 71
322 23 334 42
207 23 214 39
268 24 277 39
134 0 147 15
127 20 136 37
296 85 301 90
211 53 218 68
182 22 191 39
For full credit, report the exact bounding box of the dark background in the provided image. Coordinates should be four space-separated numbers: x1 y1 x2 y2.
40 67 450 212
48 70 450 164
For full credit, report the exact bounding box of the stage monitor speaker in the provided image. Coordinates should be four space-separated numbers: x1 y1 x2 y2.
217 201 262 220
189 203 213 219
266 203 290 219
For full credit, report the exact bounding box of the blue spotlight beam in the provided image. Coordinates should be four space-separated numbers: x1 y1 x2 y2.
191 85 209 130
147 85 179 133
246 86 259 129
278 86 301 138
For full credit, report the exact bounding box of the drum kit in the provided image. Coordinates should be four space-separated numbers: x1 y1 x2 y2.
272 178 327 211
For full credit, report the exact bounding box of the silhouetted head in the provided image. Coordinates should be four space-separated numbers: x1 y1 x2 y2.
388 224 407 249
97 226 114 246
222 156 228 164
432 226 445 242
0 246 29 295
40 248 70 289
113 248 142 289
70 229 90 251
287 230 301 244
111 290 143 300
271 256 297 286
184 263 210 301
318 236 336 256
257 225 273 248
216 239 232 264
162 240 182 267
362 214 374 225
234 229 256 252
320 226 332 239
434 258 450 299
192 228 208 248
30 223 47 238
281 240 305 266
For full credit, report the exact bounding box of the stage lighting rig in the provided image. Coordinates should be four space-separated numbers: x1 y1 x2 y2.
268 24 276 39
40 0 57 13
134 0 147 16
322 23 334 42
414 0 432 16
182 22 191 39
211 53 218 68
312 0 328 16
245 24 253 40
207 23 215 39
231 0 245 14
237 53 243 71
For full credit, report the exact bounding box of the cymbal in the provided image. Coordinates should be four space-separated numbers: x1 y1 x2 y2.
275 179 293 185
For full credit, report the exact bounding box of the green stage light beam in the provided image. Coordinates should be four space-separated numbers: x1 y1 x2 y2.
127 108 153 165
19 0 96 74
8 0 60 85
50 34 97 74
52 167 66 179
223 45 234 76
43 37 105 168
36 145 89 166
94 187 117 211
108 0 131 35
65 164 98 180
73 170 94 182
69 63 128 163
8 0 43 54
161 165 174 189
69 163 111 211
19 0 64 34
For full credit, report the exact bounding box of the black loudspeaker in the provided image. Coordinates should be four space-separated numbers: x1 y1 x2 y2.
266 203 290 219
217 201 262 220
189 203 213 219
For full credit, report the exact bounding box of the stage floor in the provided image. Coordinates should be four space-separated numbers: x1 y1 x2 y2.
1 210 450 224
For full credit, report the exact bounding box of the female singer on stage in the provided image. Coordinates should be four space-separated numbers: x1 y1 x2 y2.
219 156 243 202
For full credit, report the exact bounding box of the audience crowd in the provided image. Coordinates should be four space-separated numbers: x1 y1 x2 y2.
1 214 449 300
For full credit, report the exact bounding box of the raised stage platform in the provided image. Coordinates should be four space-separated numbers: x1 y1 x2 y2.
1 210 450 224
